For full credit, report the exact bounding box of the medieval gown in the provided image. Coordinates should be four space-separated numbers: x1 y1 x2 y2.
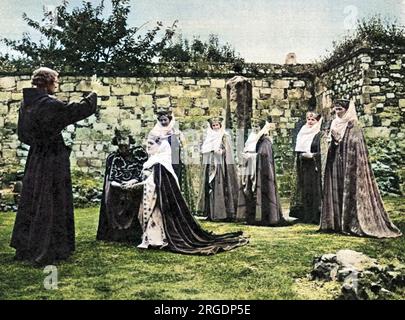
10 88 97 265
137 140 249 255
236 123 285 226
148 116 195 211
197 127 239 221
289 122 323 224
96 146 148 243
320 101 402 238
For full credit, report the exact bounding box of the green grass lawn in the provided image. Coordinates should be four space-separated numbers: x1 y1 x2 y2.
0 197 404 300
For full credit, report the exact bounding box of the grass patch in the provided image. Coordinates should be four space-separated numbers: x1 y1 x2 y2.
0 197 404 300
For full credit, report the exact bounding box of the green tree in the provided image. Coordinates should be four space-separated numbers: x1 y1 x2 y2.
160 33 244 64
1 0 177 74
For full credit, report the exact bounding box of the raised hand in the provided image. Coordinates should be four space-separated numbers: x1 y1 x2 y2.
90 74 103 91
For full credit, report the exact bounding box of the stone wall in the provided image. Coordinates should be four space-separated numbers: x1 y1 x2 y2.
0 65 314 203
315 46 405 194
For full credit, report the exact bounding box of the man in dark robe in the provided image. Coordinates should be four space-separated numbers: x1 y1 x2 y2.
236 120 285 226
96 128 148 243
10 67 98 265
320 98 402 238
197 118 239 221
289 112 323 224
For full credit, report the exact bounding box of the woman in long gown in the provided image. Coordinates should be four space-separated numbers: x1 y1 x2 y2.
289 112 323 224
11 67 98 265
320 98 402 238
236 121 285 226
149 111 195 211
197 118 239 221
96 128 148 243
121 136 249 255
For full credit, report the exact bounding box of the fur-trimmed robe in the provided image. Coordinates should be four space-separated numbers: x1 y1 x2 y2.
97 146 148 243
320 122 402 238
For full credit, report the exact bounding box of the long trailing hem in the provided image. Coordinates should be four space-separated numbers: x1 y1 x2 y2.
320 122 402 239
153 163 249 255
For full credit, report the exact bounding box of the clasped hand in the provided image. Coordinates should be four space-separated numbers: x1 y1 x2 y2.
120 179 143 190
331 129 341 142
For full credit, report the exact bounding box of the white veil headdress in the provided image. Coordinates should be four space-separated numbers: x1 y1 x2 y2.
201 119 226 154
330 98 358 141
243 121 272 153
295 117 323 153
149 113 178 139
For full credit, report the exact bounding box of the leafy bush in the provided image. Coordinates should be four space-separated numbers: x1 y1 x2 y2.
367 139 403 196
159 33 244 64
317 15 405 69
71 169 103 207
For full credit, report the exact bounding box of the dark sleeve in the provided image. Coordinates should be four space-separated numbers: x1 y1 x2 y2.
310 132 322 156
104 153 115 182
42 92 98 131
17 103 33 146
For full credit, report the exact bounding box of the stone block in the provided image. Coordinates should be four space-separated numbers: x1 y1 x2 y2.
89 159 103 168
271 88 285 100
120 119 142 134
269 107 283 117
371 95 386 103
293 80 306 88
11 92 23 101
362 86 380 94
210 79 225 88
60 83 75 92
0 103 8 115
0 77 16 90
197 79 210 86
389 64 401 70
0 92 11 101
155 84 170 96
260 88 272 95
111 84 132 95
100 108 120 125
183 78 196 85
95 85 111 96
137 95 153 107
156 97 171 108
100 96 118 107
271 80 290 89
288 88 304 100
16 80 32 91
253 80 263 87
184 87 202 98
123 95 137 107
170 85 184 97
139 81 155 94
